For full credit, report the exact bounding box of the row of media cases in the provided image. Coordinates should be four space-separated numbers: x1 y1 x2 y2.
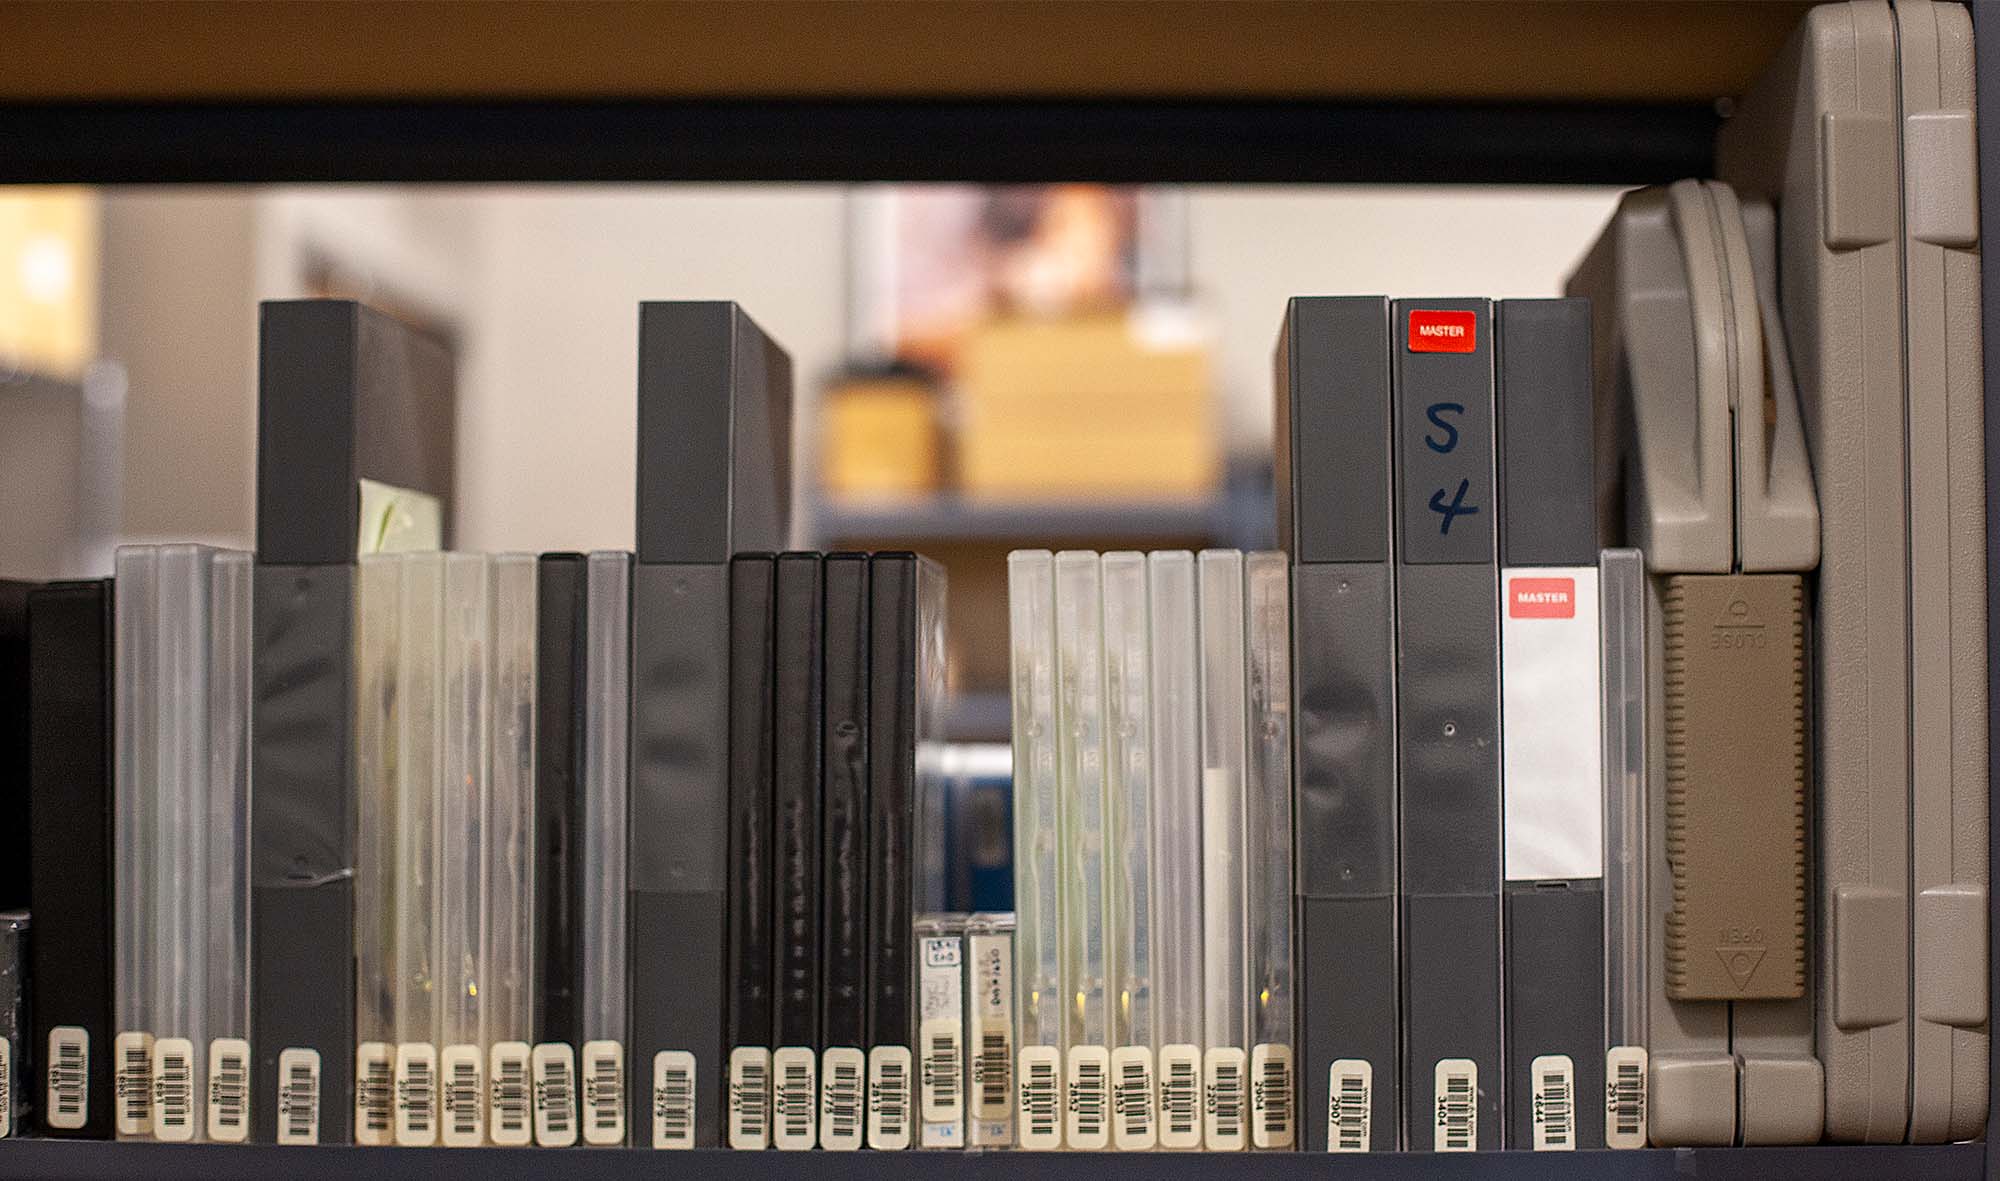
0 286 1985 1155
1 0 1996 1142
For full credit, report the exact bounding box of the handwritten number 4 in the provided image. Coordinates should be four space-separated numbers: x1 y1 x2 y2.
1430 479 1478 535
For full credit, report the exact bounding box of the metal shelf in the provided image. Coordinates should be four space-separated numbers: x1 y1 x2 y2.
814 495 1227 546
0 1140 1981 1180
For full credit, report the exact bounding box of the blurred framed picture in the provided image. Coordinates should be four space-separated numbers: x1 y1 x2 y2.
845 184 1188 375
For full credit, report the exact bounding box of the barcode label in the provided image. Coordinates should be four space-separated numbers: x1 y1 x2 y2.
354 1042 394 1145
0 1035 11 1138
532 1043 579 1147
1433 1058 1476 1152
728 1046 771 1149
1251 1043 1294 1149
488 1042 532 1146
441 1044 485 1147
916 933 966 1147
1016 1044 1062 1149
975 1027 1012 1110
1110 1045 1156 1150
1064 1045 1109 1149
1530 1054 1574 1151
1157 1043 1202 1149
1604 1045 1647 1149
114 1030 153 1137
151 1037 196 1142
819 1047 865 1150
650 1048 695 1149
966 927 1015 1147
206 1037 250 1143
394 1041 438 1146
771 1046 816 1149
45 1026 88 1130
276 1048 321 1145
866 1045 912 1150
1204 1046 1247 1150
920 1018 963 1128
582 1039 625 1146
1327 1059 1372 1152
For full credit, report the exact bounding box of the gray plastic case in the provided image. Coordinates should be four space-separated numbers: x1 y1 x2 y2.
1718 1 1916 1143
250 301 454 1145
1568 179 1824 1147
1892 0 1989 1143
1274 296 1399 1151
629 301 792 1147
1390 297 1501 1152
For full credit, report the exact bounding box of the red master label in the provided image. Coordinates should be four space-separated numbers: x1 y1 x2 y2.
1509 576 1576 619
1407 308 1478 353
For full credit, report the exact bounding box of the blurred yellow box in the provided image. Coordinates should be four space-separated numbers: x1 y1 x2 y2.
820 373 943 498
0 187 98 382
957 312 1216 499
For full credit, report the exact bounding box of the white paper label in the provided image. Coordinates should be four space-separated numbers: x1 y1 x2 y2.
772 1045 816 1149
531 1042 578 1147
918 1016 963 1145
150 1037 196 1142
441 1044 485 1146
1203 1045 1247 1150
1530 1053 1575 1150
276 1047 321 1145
0 1036 11 1138
819 1046 865 1150
1157 1043 1202 1149
1064 1044 1110 1149
488 1041 532 1146
1434 1058 1477 1151
1251 1042 1295 1148
1015 1044 1063 1149
1501 565 1604 880
866 1044 912 1150
1327 1059 1373 1152
966 928 1015 1147
916 933 965 1147
582 1039 625 1145
113 1030 152 1136
728 1045 771 1149
354 1041 394 1145
1604 1045 1648 1149
206 1037 250 1143
45 1026 88 1130
650 1048 694 1149
394 1042 438 1146
1110 1044 1156 1150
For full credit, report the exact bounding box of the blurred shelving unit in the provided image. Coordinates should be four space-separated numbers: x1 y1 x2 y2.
1 1 1997 1176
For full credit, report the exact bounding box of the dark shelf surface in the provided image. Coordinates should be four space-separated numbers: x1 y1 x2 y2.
0 1140 1982 1180
814 495 1226 545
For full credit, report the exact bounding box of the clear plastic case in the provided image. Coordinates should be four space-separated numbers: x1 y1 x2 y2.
438 553 490 1144
580 551 631 1144
1007 551 1064 1056
1101 551 1158 1149
1600 549 1646 1051
353 554 403 1144
150 546 209 1141
112 545 158 1139
1054 553 1109 1051
393 553 444 1145
1197 549 1248 1150
203 550 252 1142
485 554 537 1144
1101 553 1154 1052
1145 550 1203 1149
1198 551 1248 1047
1243 551 1295 1148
